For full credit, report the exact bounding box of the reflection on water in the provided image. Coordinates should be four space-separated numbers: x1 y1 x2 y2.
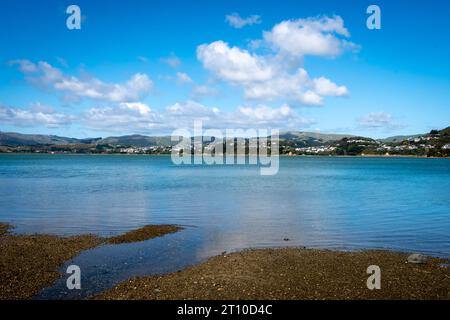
0 154 449 299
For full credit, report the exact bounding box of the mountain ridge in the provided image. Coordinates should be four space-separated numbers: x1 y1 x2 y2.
0 127 448 148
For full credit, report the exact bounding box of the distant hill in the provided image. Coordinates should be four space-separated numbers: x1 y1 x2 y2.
438 126 450 135
279 131 354 142
1 127 448 149
379 134 424 143
276 131 355 147
97 134 177 147
380 127 449 142
0 132 100 147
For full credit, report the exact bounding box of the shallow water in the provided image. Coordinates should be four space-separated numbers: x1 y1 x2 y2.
0 154 449 298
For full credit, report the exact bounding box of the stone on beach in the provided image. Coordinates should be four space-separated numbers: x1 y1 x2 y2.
407 253 428 264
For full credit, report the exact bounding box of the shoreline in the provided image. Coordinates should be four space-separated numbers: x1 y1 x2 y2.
0 223 182 300
97 248 450 300
1 222 449 300
0 152 447 159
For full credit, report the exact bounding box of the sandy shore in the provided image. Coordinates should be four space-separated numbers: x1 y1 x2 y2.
0 223 182 300
97 248 450 300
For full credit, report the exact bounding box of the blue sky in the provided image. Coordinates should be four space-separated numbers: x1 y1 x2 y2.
0 0 449 138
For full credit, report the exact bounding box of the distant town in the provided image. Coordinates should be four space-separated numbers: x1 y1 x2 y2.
1 126 449 158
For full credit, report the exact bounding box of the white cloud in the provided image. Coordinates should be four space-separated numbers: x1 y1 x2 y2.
160 53 181 68
231 104 314 128
81 101 313 134
197 41 347 105
166 100 219 118
239 104 292 121
0 104 74 128
119 102 152 115
263 16 353 57
236 105 314 129
197 40 273 83
176 72 193 84
83 104 162 131
0 100 313 134
225 13 262 28
197 16 353 106
10 60 153 103
313 77 348 96
357 112 404 131
242 68 321 104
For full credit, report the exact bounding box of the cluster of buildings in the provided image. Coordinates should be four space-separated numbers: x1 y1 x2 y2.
294 146 337 154
117 146 171 154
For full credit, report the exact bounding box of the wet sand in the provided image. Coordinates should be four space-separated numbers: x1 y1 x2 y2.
97 248 450 300
0 223 182 300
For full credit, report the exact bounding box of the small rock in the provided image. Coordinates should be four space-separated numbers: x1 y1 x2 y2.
407 253 427 264
153 288 161 293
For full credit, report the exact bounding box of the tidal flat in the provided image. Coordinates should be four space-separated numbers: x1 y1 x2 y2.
0 223 181 299
2 222 449 300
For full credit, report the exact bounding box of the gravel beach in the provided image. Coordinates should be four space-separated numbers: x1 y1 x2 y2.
0 223 102 299
107 225 182 244
0 223 182 299
2 222 449 300
97 248 450 300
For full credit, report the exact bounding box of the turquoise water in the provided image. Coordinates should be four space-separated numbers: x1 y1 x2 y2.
0 154 449 298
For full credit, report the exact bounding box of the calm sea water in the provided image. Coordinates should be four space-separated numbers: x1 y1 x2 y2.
0 154 449 298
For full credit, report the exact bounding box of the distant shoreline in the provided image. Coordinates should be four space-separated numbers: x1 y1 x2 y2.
0 152 447 159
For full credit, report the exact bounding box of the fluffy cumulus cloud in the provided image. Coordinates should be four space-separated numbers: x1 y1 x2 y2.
9 60 153 103
313 77 348 97
197 41 274 83
0 103 74 128
197 40 348 105
225 13 262 28
357 112 404 131
242 68 323 105
263 16 353 57
197 15 353 106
